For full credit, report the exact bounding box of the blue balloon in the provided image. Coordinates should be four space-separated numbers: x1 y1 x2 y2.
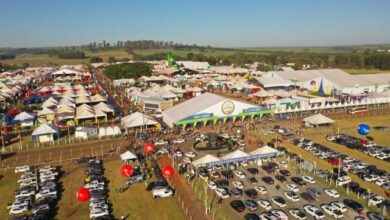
357 124 370 135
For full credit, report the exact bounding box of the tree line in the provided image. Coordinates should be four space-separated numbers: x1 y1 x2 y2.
103 62 153 80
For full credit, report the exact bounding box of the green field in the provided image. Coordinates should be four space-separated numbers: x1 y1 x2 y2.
2 49 132 66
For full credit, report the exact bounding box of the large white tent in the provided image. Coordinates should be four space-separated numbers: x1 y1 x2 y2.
192 154 220 168
303 113 334 126
221 150 250 160
121 112 159 129
250 146 278 156
120 151 138 161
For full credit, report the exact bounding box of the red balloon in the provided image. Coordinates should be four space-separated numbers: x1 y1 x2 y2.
121 164 134 177
76 188 90 202
144 143 155 154
162 165 174 178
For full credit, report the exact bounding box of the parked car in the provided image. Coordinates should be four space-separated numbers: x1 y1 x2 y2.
152 187 173 199
321 204 343 219
271 196 286 208
343 199 363 213
324 188 340 198
289 208 307 220
303 204 325 219
125 175 144 186
257 199 272 210
230 200 245 212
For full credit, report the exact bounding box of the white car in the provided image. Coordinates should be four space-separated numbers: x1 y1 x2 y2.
90 203 108 210
259 212 279 220
335 176 351 186
234 170 246 179
330 201 347 213
284 191 300 202
155 139 168 146
207 181 217 190
302 176 315 184
90 208 109 218
173 138 185 144
152 187 173 199
35 190 57 200
321 204 343 219
15 190 36 198
364 174 380 182
289 208 307 220
233 181 244 189
185 151 197 158
257 199 272 210
157 148 169 155
15 166 30 173
174 150 183 157
9 205 29 214
255 185 267 194
215 188 229 199
375 178 388 186
271 210 289 220
18 176 37 183
369 195 385 206
324 188 340 198
287 183 299 192
11 199 29 209
32 204 50 214
303 205 325 219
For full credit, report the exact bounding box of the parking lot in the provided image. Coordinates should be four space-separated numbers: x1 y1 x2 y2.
193 159 364 220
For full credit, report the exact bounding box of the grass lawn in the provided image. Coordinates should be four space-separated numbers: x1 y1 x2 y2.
2 49 132 66
0 171 20 218
343 68 390 74
105 159 186 220
56 163 90 220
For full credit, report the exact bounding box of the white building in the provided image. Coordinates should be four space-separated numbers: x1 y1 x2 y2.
75 127 98 139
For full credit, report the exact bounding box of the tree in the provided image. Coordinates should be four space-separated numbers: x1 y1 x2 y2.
186 52 194 60
256 63 269 72
107 56 117 63
103 62 153 79
90 56 103 63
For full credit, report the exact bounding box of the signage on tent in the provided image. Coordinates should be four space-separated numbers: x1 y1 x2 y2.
221 100 235 115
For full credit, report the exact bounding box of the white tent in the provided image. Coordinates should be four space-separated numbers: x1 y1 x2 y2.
113 126 122 135
121 112 159 128
250 146 278 156
32 123 59 143
37 107 55 116
192 154 220 167
222 150 250 160
120 151 137 161
98 127 106 137
14 111 35 121
303 114 334 126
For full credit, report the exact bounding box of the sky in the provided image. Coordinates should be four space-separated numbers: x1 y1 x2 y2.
0 0 389 48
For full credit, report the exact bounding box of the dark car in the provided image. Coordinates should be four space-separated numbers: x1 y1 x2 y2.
377 200 390 214
244 189 258 199
249 177 258 184
275 175 287 183
343 199 364 212
247 168 259 175
291 177 306 186
244 213 260 220
366 212 386 220
229 188 242 198
244 200 258 211
221 170 234 179
261 176 274 185
280 169 291 176
230 200 245 212
300 192 315 203
345 182 359 191
216 179 229 187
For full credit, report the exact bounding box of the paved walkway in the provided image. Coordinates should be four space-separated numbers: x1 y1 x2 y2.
158 156 210 220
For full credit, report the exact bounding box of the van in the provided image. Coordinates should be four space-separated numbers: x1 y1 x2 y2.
152 187 173 199
15 166 30 174
125 175 144 186
307 187 321 198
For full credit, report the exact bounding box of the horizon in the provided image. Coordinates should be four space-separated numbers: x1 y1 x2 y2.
0 0 389 48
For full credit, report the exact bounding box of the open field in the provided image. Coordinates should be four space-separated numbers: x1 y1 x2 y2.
342 68 390 75
133 48 265 57
1 49 132 66
105 159 186 220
